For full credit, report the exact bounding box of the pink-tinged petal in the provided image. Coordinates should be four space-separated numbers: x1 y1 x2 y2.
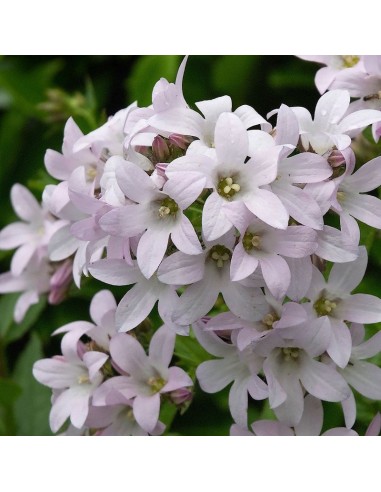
33 359 83 389
342 392 356 429
229 377 250 427
294 395 323 436
350 323 365 346
171 215 202 255
166 154 215 183
137 228 170 278
202 192 233 241
149 325 176 370
340 213 360 246
234 104 270 131
344 156 381 192
271 226 317 258
252 420 294 436
273 375 304 428
275 104 299 147
338 109 381 133
70 217 105 242
223 201 253 235
342 361 381 400
299 354 350 402
222 280 268 322
352 331 381 360
247 130 276 156
161 366 193 393
49 225 80 261
291 106 313 135
49 389 74 432
158 252 205 285
314 90 350 126
230 424 253 436
275 302 307 329
322 428 358 436
196 358 238 393
274 183 324 229
316 225 358 263
163 175 206 210
214 112 248 166
365 413 381 436
263 358 287 409
327 318 352 368
90 290 117 326
336 294 381 324
205 312 245 332
14 290 39 322
304 180 336 215
247 147 280 187
247 375 269 400
302 316 332 358
245 188 288 230
115 281 159 332
280 153 332 183
92 376 138 405
10 243 36 276
172 272 219 325
110 333 150 379
115 158 159 202
133 393 161 433
149 107 204 139
83 351 108 382
89 259 142 286
329 133 352 151
11 184 41 222
0 222 33 249
341 192 381 229
100 205 147 237
192 320 236 357
315 66 340 94
260 255 290 300
328 246 366 295
285 257 312 301
230 242 259 281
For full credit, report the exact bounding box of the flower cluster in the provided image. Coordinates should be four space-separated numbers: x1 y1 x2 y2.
2 56 381 434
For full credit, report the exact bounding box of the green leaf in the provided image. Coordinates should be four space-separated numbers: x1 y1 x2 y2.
13 333 52 436
126 55 180 107
0 378 21 406
212 56 258 107
174 331 210 371
0 294 19 340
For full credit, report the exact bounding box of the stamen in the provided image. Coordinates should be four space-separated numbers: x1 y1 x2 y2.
217 176 241 200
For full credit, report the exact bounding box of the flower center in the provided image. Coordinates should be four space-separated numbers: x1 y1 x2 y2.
262 312 279 328
209 245 231 268
242 232 262 251
217 176 241 200
341 55 359 68
147 376 166 394
314 297 337 317
158 197 179 218
77 374 90 385
282 347 300 361
336 191 345 203
86 165 98 181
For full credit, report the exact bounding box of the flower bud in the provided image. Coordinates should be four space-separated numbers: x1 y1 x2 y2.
48 259 73 305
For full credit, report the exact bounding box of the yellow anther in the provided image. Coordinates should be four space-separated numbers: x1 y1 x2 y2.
77 374 90 385
217 259 224 268
225 177 233 186
223 185 232 194
251 235 261 248
231 184 241 192
158 206 171 217
221 253 230 261
211 252 220 260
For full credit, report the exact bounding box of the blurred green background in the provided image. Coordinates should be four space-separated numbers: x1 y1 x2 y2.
0 55 380 436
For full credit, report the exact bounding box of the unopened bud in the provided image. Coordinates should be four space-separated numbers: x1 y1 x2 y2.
152 136 170 162
168 134 193 150
328 150 346 168
155 163 168 178
169 387 193 411
48 259 73 305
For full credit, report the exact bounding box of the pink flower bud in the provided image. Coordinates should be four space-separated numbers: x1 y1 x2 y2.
328 150 346 168
48 259 73 305
152 136 169 162
169 387 193 406
155 163 168 178
168 134 193 150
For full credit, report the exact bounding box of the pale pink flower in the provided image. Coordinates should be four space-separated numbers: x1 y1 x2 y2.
93 325 192 433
